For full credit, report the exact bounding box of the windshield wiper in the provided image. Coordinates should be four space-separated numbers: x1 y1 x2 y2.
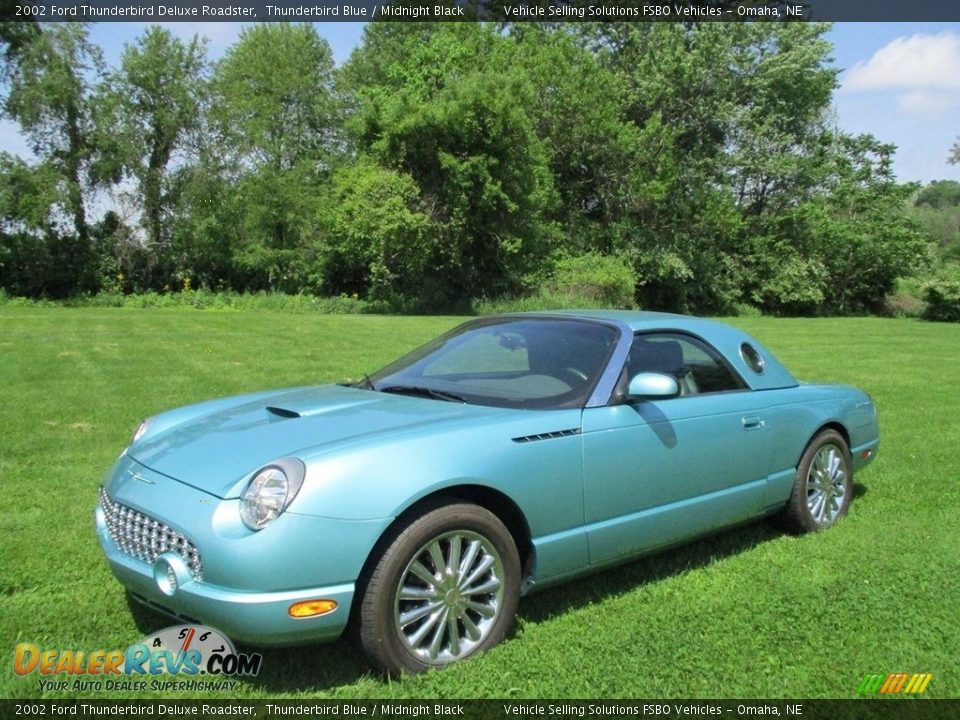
351 373 377 391
378 384 467 404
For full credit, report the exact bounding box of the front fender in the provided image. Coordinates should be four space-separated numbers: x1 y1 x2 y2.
290 409 584 544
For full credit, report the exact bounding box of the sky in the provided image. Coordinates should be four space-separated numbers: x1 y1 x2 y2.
828 22 960 184
2 21 959 185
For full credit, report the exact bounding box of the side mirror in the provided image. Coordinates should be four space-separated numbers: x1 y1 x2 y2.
627 372 680 400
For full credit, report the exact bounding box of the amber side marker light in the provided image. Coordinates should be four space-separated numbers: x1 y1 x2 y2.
289 600 338 618
860 449 874 460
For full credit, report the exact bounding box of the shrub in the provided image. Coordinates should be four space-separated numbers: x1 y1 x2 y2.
1 291 381 314
730 302 763 318
548 253 635 308
885 292 926 318
883 278 924 318
922 275 960 322
473 291 619 315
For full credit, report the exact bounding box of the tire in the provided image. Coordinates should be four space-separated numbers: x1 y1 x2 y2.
781 429 853 534
356 501 521 675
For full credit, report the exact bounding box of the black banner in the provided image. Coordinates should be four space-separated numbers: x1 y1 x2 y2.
6 0 960 22
0 700 957 720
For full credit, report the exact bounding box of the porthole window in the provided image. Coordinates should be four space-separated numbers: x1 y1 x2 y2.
740 343 765 374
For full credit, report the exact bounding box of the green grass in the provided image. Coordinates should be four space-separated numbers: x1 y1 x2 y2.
1 309 957 699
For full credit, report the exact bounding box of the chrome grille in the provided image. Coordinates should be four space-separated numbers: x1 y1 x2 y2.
99 487 203 581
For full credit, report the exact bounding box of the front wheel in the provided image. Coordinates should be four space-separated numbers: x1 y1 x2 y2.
781 429 853 533
356 502 520 675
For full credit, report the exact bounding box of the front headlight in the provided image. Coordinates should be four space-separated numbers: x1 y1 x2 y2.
240 458 306 531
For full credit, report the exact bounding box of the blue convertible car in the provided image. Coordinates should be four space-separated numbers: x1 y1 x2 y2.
95 311 879 674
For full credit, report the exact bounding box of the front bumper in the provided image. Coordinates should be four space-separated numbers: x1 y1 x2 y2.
95 456 391 647
851 438 880 471
95 504 355 646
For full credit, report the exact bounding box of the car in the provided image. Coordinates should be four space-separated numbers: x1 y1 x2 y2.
95 310 879 674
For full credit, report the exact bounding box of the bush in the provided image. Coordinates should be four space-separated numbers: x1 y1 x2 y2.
4 290 382 314
548 253 635 308
885 292 926 318
884 278 926 318
731 302 763 318
922 274 960 322
473 291 621 315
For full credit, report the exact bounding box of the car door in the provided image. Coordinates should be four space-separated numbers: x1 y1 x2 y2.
581 332 775 567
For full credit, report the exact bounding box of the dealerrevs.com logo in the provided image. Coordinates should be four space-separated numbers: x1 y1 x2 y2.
13 624 262 693
858 672 933 696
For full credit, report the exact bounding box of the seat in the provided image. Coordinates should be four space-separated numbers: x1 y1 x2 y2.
627 339 699 396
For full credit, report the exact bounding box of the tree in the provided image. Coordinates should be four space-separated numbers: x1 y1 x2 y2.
570 23 750 311
209 23 339 291
725 23 838 215
318 161 435 301
96 26 207 279
1 23 104 294
911 180 960 264
0 19 936 314
747 135 930 315
915 180 960 210
0 153 93 297
504 26 641 257
572 22 930 315
342 23 557 306
0 19 40 64
168 152 243 291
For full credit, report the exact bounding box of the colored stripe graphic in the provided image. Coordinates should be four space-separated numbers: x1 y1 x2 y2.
858 674 885 694
859 672 932 695
880 673 907 693
904 673 933 694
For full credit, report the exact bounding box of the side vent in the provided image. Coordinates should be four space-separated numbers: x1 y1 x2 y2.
512 428 581 444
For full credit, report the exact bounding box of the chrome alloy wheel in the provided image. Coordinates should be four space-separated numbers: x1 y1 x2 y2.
393 530 505 666
806 443 848 526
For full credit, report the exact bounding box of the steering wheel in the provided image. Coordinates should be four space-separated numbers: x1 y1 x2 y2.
556 367 589 387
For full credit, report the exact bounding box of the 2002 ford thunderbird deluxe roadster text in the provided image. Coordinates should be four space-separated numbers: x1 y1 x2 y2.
95 311 879 674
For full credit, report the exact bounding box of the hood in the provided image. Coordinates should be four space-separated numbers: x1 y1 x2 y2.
128 385 509 497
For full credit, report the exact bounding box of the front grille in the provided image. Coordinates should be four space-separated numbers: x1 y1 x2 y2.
99 487 203 581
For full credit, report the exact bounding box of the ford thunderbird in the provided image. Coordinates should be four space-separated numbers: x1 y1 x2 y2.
95 311 879 674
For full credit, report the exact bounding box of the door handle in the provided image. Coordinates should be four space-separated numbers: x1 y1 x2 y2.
742 416 765 431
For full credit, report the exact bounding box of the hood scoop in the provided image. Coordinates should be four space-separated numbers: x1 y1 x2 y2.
265 406 301 419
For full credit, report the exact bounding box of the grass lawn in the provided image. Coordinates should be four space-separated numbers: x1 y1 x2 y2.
1 307 957 699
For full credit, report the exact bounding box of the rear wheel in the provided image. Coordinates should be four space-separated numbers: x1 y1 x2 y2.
782 429 853 533
356 502 520 675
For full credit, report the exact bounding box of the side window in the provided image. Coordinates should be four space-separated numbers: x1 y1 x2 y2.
624 333 746 396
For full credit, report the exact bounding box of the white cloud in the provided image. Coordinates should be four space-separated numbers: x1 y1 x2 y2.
841 32 960 121
895 90 960 117
844 32 960 91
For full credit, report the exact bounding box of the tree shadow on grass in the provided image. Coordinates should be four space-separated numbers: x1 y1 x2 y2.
122 482 870 693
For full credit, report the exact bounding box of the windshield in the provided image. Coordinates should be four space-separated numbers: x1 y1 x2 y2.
367 317 620 409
